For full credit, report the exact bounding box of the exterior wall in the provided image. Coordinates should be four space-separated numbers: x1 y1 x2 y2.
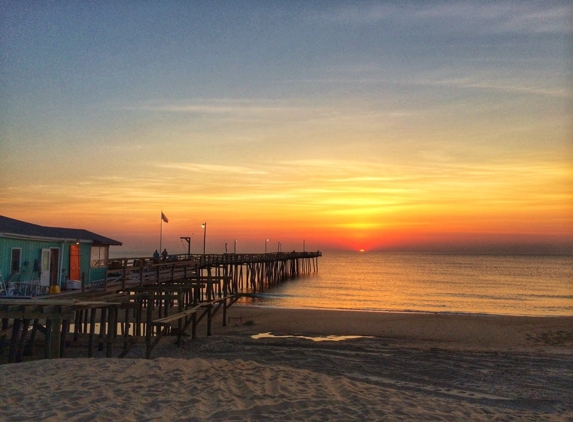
81 243 109 284
0 237 110 289
0 237 63 284
89 266 108 284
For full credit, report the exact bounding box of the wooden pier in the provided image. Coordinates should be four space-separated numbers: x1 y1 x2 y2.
0 251 321 363
103 251 321 292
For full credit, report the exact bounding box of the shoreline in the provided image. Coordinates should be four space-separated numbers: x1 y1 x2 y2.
233 302 573 318
215 305 573 354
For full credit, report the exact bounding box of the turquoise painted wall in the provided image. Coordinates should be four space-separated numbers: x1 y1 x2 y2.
0 237 110 288
0 238 62 284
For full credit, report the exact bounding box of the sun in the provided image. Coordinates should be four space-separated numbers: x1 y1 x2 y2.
359 248 365 252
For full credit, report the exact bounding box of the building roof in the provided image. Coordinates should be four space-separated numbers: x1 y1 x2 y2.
0 215 122 246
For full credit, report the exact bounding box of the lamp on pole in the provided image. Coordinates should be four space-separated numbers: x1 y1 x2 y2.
265 238 269 254
201 222 207 255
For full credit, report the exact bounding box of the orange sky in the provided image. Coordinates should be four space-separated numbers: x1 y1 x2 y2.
3 156 571 254
1 3 572 255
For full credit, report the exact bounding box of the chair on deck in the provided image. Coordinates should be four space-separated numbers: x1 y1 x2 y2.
0 271 7 296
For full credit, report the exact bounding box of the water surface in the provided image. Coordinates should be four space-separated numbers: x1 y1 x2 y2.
240 251 573 317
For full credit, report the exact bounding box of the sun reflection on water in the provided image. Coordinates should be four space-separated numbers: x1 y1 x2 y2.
252 332 373 342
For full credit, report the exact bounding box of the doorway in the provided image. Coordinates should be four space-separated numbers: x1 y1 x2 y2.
49 248 59 287
40 249 50 287
69 244 81 280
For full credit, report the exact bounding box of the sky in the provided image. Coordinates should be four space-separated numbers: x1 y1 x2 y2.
1 1 572 255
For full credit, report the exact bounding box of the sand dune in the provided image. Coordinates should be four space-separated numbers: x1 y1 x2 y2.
1 356 568 421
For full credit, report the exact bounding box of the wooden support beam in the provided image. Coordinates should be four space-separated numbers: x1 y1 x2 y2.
0 318 8 355
88 308 96 358
45 319 52 359
16 319 30 362
191 313 197 339
25 319 39 356
106 306 117 358
51 318 62 359
145 292 153 359
98 307 107 352
118 337 137 358
151 305 202 325
60 319 69 358
8 318 21 363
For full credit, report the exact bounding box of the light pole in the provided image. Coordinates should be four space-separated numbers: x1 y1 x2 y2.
234 239 237 254
303 239 306 252
201 222 207 255
265 238 269 254
179 234 193 260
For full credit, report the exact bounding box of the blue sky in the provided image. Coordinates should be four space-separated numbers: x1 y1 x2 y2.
1 1 571 253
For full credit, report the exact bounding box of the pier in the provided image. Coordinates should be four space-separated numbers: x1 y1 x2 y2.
105 252 320 292
0 251 321 362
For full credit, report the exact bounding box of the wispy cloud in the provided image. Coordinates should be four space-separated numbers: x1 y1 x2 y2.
124 99 346 127
429 77 570 98
126 99 305 116
157 162 268 175
311 3 395 25
123 98 413 131
313 2 571 34
479 4 572 34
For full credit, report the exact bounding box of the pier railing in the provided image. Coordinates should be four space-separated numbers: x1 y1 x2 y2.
102 251 322 292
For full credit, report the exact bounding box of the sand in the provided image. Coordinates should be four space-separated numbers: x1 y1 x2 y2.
1 306 572 421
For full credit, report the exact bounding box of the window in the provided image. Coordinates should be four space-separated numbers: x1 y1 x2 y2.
90 246 109 267
11 248 22 273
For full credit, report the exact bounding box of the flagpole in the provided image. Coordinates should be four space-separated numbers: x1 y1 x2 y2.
160 211 163 253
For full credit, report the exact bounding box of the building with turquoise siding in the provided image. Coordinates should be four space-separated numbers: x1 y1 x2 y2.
0 215 122 295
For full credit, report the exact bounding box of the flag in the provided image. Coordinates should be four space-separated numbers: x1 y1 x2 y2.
161 212 169 223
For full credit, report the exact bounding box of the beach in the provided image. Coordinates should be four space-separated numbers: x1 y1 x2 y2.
1 307 572 421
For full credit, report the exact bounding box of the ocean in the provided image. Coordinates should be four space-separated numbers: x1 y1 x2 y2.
111 250 572 317
238 251 573 317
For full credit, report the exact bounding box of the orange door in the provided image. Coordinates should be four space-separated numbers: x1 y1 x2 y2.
69 244 81 280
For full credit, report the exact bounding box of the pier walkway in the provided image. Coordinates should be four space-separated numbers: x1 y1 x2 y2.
103 251 320 292
0 251 321 362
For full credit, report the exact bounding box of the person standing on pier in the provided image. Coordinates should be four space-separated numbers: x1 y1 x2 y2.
161 248 168 261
